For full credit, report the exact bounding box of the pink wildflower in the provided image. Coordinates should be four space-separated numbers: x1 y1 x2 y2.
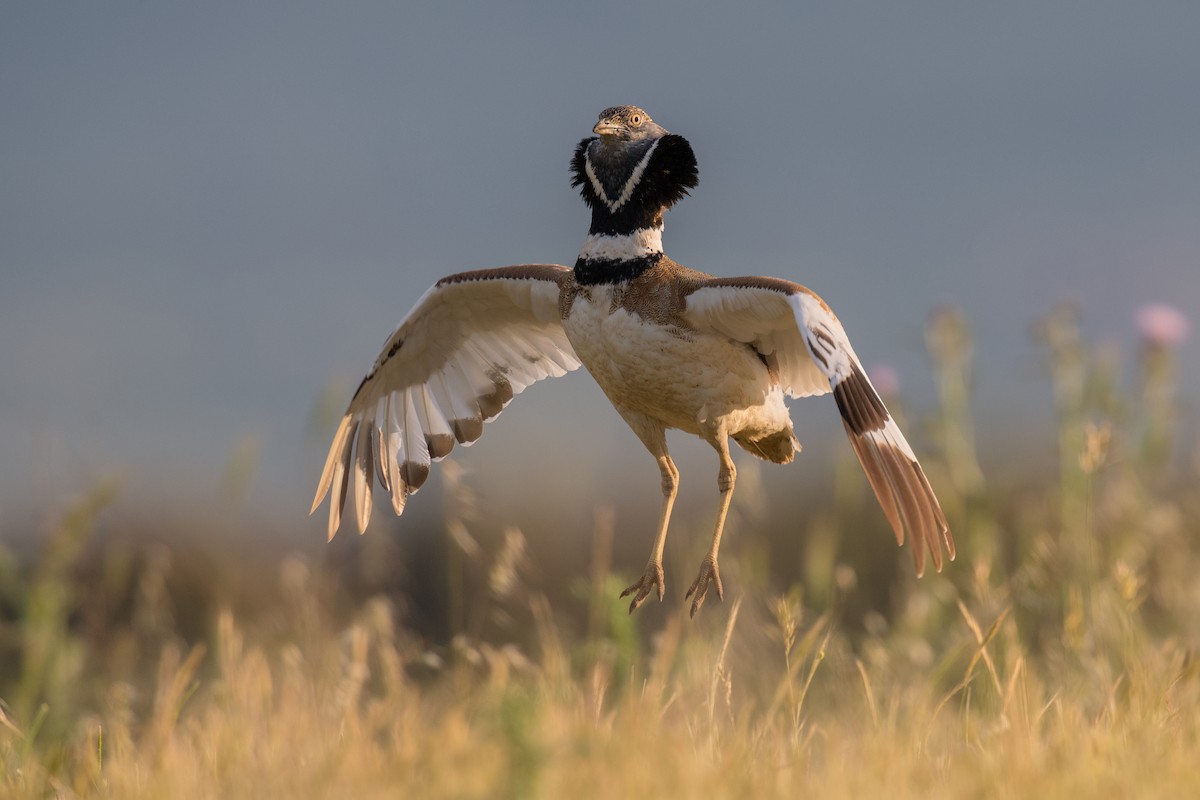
867 364 901 397
1135 303 1190 347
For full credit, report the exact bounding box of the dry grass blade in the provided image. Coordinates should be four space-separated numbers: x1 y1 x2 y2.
929 604 1011 732
708 595 743 727
855 658 880 730
145 643 207 756
766 615 833 725
956 599 1009 697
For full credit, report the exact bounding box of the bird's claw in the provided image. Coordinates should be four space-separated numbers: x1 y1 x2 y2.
620 561 666 613
684 556 723 618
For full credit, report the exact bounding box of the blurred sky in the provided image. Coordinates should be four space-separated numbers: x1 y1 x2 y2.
2 2 1198 531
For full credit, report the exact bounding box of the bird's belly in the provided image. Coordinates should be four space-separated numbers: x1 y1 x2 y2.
564 288 786 435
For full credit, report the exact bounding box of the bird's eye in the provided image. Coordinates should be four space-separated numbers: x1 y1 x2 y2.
630 115 642 126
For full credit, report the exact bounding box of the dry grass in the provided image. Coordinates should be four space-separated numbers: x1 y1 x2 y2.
4 577 1199 799
2 303 1198 798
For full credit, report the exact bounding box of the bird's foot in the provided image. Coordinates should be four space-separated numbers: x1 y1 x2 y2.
684 556 724 618
620 561 666 613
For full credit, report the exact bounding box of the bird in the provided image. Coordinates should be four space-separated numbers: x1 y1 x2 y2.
311 105 955 617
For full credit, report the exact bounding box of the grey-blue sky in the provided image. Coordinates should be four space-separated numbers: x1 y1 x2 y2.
2 2 1197 523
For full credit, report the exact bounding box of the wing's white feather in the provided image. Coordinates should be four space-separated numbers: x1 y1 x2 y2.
313 265 582 539
683 280 832 399
682 277 954 575
375 397 392 493
383 396 406 515
400 388 429 487
312 415 354 515
431 369 479 439
414 385 453 445
353 417 374 533
323 418 356 540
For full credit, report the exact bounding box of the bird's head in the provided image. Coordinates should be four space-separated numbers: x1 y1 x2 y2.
571 104 697 223
592 105 668 143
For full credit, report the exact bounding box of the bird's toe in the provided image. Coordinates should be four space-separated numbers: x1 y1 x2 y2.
685 556 723 618
620 561 666 613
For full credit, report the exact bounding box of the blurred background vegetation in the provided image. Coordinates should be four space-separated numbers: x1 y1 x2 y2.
2 302 1197 798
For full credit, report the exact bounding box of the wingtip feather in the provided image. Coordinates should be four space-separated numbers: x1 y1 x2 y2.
844 419 955 578
311 415 355 516
327 430 353 541
354 421 374 534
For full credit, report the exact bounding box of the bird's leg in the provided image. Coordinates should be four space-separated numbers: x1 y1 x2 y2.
621 453 679 612
686 434 735 617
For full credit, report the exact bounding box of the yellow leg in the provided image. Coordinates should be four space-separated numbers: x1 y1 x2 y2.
619 414 680 614
621 452 679 612
686 434 735 617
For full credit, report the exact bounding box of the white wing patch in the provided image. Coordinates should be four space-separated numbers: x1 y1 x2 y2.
791 291 859 386
584 139 661 213
682 282 832 399
683 279 954 575
312 266 582 539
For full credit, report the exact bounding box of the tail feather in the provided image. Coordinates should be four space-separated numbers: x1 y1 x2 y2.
733 427 799 465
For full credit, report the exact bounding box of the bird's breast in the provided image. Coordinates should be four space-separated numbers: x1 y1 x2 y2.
563 284 787 434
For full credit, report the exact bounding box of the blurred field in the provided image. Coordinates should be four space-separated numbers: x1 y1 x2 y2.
2 304 1198 798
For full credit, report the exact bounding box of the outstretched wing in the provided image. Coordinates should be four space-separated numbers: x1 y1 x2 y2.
312 264 581 539
681 276 955 575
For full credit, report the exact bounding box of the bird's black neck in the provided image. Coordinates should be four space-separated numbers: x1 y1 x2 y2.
574 252 664 285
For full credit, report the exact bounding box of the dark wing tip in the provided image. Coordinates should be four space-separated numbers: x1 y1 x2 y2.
400 461 431 492
452 416 484 444
426 433 456 460
477 377 515 420
832 363 890 436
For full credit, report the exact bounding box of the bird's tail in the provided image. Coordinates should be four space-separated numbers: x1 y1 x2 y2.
733 427 799 465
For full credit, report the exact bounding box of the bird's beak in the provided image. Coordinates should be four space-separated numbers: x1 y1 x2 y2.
593 119 620 136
